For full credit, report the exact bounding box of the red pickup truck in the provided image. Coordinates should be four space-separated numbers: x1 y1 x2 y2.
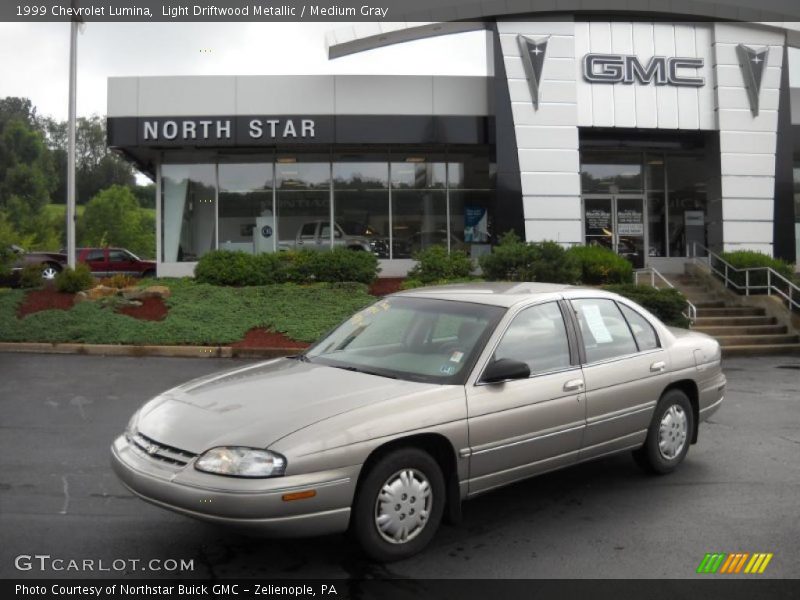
77 248 156 278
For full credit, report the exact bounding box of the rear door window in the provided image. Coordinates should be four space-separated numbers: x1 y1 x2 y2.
618 303 660 351
571 298 638 363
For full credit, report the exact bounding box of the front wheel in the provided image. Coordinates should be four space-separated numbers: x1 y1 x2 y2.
351 448 445 562
633 389 694 474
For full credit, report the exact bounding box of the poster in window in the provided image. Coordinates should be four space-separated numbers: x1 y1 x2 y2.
585 208 612 236
464 206 488 243
617 208 644 236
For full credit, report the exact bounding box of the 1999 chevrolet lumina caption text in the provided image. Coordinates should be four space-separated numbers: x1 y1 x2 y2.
16 4 390 18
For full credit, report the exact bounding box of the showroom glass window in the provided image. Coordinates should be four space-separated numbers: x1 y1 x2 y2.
161 164 216 262
646 155 667 258
218 162 274 254
794 162 800 265
276 156 330 250
390 155 447 258
448 149 494 260
580 152 643 193
333 156 389 257
666 154 708 257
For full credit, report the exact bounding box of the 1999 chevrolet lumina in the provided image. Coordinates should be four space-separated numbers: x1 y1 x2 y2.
111 283 725 561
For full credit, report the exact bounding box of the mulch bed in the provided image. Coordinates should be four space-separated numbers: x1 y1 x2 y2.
17 287 75 318
116 297 168 321
369 277 405 296
232 327 309 350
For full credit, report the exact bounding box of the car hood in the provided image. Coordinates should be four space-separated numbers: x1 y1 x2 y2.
134 358 434 454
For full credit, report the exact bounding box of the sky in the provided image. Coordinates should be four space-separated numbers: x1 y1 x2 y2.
0 22 489 121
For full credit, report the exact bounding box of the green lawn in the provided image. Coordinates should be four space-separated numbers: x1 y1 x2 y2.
0 279 375 345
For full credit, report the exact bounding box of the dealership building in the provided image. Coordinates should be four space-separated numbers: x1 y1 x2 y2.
107 11 800 277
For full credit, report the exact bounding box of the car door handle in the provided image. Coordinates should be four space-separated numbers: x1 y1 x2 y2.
650 361 666 373
563 379 585 392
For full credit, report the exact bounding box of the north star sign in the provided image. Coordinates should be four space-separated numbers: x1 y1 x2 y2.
583 54 705 87
141 118 317 143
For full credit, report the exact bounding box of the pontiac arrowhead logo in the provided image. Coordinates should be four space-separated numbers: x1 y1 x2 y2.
517 35 549 110
736 44 769 116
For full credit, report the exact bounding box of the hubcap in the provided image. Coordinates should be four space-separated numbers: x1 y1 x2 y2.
658 404 688 460
41 267 58 280
374 468 432 544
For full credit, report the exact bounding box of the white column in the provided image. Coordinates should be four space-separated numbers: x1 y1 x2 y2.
713 23 785 256
498 20 581 246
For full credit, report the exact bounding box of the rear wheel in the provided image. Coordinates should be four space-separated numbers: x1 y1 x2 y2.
351 448 445 562
634 388 693 474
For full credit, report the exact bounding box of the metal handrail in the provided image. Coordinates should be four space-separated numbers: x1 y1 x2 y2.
690 242 800 314
633 267 697 322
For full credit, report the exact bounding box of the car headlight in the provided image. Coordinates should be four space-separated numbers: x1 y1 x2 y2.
194 447 287 478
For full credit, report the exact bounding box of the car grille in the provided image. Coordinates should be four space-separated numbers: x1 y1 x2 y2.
128 432 197 466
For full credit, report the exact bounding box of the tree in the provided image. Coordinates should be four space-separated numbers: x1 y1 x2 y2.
0 100 60 249
131 182 156 209
74 116 135 203
79 185 155 258
0 97 37 128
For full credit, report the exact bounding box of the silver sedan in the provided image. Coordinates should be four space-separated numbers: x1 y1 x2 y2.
111 282 725 561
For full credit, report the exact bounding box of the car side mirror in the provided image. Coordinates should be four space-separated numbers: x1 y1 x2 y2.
481 358 530 384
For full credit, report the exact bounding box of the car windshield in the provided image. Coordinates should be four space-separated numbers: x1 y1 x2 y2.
305 296 505 384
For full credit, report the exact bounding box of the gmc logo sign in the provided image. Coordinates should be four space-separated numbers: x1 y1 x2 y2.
583 54 705 87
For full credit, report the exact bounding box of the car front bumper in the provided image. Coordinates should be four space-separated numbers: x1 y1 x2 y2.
110 435 358 537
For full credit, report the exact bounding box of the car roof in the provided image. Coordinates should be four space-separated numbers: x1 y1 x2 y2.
392 282 584 308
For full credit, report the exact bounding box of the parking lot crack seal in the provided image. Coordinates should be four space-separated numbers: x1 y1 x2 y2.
59 475 70 515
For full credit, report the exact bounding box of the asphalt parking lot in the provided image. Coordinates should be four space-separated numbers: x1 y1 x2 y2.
1 353 798 579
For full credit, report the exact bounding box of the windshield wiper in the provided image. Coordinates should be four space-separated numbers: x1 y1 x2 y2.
329 364 397 379
289 354 312 362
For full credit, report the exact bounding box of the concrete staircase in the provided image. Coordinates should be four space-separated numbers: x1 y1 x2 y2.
672 273 800 357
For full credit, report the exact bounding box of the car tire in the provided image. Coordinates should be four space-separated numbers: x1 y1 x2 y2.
41 264 61 281
633 388 694 475
142 270 155 278
351 448 445 562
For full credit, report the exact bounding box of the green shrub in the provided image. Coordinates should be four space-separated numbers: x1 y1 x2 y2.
305 247 379 284
718 250 796 288
604 284 690 328
195 248 379 286
276 250 316 283
567 244 633 285
55 264 94 293
19 263 45 289
195 251 266 286
479 232 580 283
408 245 473 284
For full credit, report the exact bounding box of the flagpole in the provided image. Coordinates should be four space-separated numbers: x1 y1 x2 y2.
66 14 79 268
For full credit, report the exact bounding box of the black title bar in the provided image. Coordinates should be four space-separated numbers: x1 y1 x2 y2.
4 0 800 22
